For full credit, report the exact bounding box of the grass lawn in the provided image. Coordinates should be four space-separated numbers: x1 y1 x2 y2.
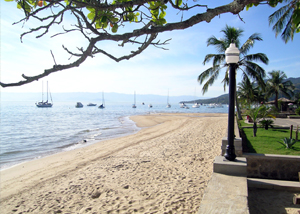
242 126 300 155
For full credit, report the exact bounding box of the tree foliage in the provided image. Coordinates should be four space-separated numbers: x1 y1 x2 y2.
247 0 300 43
198 25 268 95
265 70 295 109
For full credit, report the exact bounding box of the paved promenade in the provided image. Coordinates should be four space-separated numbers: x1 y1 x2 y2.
273 118 300 128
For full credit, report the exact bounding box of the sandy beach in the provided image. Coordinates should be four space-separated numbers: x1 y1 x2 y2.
0 113 227 213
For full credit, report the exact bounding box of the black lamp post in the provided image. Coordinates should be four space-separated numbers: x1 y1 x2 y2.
224 43 240 161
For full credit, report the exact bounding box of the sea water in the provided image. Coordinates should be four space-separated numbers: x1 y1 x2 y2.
0 101 228 170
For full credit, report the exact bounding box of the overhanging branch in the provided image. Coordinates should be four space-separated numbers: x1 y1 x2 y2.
1 0 266 88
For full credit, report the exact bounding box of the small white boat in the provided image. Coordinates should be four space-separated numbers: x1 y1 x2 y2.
76 102 83 108
180 103 186 108
207 103 215 108
192 103 200 108
87 103 97 106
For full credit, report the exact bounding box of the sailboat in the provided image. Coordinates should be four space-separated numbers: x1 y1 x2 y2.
132 91 137 108
192 87 200 108
36 81 53 108
166 89 171 108
98 92 105 109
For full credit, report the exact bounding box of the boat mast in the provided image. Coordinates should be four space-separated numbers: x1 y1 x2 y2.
47 81 49 102
167 89 169 105
42 81 44 102
49 84 53 104
102 92 105 106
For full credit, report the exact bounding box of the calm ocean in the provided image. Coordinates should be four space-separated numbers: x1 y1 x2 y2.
0 101 228 170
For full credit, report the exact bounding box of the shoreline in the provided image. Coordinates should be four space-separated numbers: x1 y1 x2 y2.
0 115 140 171
0 113 228 213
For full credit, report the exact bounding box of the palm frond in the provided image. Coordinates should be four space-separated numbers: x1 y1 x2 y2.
199 66 224 94
240 33 263 55
242 61 266 89
243 53 269 65
281 15 296 43
221 67 229 91
206 36 227 53
221 25 244 48
269 1 296 42
203 54 217 65
198 65 221 84
269 4 290 26
212 54 225 67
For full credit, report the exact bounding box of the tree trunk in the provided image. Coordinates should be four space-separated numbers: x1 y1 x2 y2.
235 78 242 120
253 122 257 137
265 124 268 130
275 92 279 110
235 94 243 120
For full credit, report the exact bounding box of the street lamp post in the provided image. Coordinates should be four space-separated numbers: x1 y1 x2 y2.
224 43 240 161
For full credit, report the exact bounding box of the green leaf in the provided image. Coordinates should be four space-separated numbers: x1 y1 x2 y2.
292 9 300 25
151 9 159 18
103 21 108 29
159 11 166 19
4 0 14 2
175 0 182 6
86 7 95 12
112 24 118 33
87 13 95 20
95 21 102 29
101 16 107 23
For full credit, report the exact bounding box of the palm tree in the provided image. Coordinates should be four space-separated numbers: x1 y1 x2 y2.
237 78 267 106
265 70 295 109
268 0 300 43
198 25 269 119
237 77 258 105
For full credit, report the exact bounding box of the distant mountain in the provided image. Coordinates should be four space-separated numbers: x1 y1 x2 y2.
265 77 300 101
289 77 300 94
181 94 229 105
1 92 210 104
179 77 300 104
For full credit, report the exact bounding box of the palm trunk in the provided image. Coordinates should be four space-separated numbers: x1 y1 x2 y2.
235 94 242 120
253 122 257 137
275 92 279 110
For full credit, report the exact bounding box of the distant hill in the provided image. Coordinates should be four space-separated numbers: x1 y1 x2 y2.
180 77 300 104
1 92 210 104
181 94 229 105
289 77 300 94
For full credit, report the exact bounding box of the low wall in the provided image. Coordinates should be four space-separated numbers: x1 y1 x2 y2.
244 153 300 181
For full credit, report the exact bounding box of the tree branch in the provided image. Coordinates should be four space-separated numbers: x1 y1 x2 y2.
1 0 266 88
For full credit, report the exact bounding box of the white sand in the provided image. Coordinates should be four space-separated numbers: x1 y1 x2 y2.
0 113 228 213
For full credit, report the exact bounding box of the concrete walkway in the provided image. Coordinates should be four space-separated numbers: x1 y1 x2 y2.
272 118 300 128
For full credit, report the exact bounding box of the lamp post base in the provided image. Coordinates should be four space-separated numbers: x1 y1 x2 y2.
224 145 236 161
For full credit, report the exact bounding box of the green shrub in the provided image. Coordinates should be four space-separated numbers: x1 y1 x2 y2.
259 119 274 130
280 137 297 149
296 107 300 115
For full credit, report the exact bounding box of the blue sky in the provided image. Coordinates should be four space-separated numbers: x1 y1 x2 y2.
1 1 299 98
